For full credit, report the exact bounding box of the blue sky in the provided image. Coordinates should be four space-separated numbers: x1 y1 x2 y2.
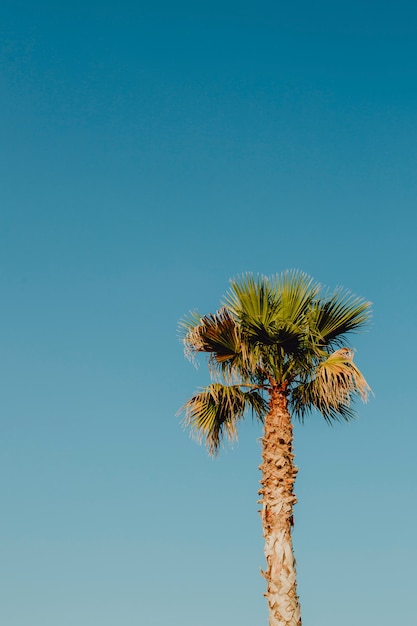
1 2 416 625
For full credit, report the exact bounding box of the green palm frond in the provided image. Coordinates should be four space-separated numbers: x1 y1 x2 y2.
179 383 267 455
270 270 320 326
224 274 277 336
224 272 314 354
311 288 372 348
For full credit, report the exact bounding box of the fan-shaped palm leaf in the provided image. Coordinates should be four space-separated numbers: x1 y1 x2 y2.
311 288 372 348
181 308 240 359
224 272 315 355
270 269 320 325
224 274 278 339
290 350 371 423
180 307 260 381
179 383 267 455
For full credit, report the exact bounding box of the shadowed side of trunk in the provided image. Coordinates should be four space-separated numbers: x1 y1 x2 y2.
258 386 301 626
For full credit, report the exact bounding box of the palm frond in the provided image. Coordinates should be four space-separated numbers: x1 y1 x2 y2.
224 272 313 354
178 383 267 455
290 350 371 423
270 270 320 326
224 274 277 333
317 351 370 403
180 307 259 381
311 288 372 347
181 307 239 358
178 310 204 363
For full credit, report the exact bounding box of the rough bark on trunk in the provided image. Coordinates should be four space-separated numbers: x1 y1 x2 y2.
258 386 302 626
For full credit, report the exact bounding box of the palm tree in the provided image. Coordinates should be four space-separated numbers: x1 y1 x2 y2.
178 270 371 626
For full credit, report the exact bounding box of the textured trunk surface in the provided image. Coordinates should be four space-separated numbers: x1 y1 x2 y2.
258 386 301 626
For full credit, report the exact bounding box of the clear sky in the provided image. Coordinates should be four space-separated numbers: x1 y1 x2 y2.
1 2 416 625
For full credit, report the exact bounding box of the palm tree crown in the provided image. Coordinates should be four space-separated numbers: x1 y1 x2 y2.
179 270 371 454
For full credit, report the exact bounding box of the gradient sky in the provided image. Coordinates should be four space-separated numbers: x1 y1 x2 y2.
1 2 416 625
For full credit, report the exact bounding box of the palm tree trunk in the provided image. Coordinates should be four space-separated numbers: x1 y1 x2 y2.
258 386 301 626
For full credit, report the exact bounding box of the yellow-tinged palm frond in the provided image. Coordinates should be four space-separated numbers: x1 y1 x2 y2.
290 349 371 423
181 308 240 359
315 350 370 404
179 383 268 455
180 307 258 381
